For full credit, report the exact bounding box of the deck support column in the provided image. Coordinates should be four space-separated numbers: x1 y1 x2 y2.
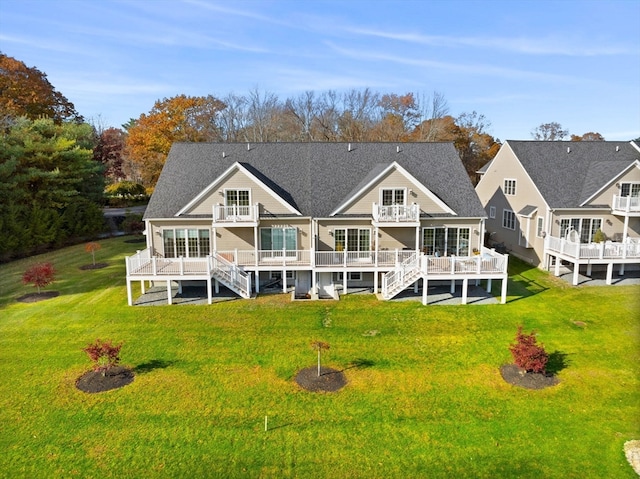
167 280 172 305
140 280 146 294
606 263 614 285
207 276 212 305
283 269 287 293
422 277 428 305
572 262 580 285
255 272 260 293
215 279 219 294
127 279 133 306
414 280 419 294
619 264 625 276
461 278 468 305
343 272 347 295
373 271 379 294
178 281 182 294
500 277 507 304
586 263 592 277
450 279 455 294
486 278 492 293
554 255 561 276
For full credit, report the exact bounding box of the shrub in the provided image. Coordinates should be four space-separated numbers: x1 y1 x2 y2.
592 229 606 243
22 262 56 294
83 339 122 376
509 326 549 373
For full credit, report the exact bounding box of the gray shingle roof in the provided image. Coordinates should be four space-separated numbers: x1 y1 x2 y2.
506 141 639 208
145 142 486 220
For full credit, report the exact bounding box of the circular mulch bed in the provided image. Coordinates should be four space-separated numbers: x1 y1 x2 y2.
295 366 346 392
16 291 60 303
76 366 135 393
79 262 108 270
500 364 559 390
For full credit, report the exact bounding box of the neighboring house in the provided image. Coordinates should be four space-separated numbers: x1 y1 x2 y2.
475 140 640 285
126 142 508 305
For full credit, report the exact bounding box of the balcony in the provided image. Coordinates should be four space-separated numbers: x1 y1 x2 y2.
372 203 420 226
612 195 640 216
545 235 640 261
212 204 259 226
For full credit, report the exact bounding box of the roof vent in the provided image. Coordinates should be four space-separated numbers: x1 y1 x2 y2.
348 143 352 152
247 143 251 151
567 147 571 153
222 151 226 158
616 145 620 152
397 145 401 153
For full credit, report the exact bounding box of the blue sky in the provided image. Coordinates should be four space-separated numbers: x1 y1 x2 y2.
1 0 639 141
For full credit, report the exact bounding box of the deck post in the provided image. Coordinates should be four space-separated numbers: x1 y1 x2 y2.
606 263 614 285
486 278 492 293
255 272 260 293
207 276 212 304
283 269 287 293
586 262 592 276
619 264 625 275
141 280 146 294
343 272 347 295
422 277 428 305
461 278 468 304
500 277 507 304
167 280 172 305
572 262 580 285
554 255 561 276
178 281 182 294
127 279 133 306
450 279 455 294
373 271 378 293
215 279 219 294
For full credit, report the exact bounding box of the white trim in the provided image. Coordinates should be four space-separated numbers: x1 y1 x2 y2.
503 178 517 196
489 206 496 219
502 209 516 230
580 159 640 207
176 162 302 216
330 161 455 216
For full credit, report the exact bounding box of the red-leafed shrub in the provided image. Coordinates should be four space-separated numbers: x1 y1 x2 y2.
509 326 549 374
83 339 122 376
22 262 56 294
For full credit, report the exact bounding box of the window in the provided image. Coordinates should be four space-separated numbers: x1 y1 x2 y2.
260 227 297 255
381 188 405 206
502 210 516 230
621 182 640 197
225 189 251 216
503 179 516 196
559 218 602 243
163 228 210 257
270 271 295 280
422 227 470 256
489 206 496 219
536 217 545 238
333 272 362 281
334 228 370 252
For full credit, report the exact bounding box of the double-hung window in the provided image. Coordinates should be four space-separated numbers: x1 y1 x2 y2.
502 210 516 230
503 179 516 196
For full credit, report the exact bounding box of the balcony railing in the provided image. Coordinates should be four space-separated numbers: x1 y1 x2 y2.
213 204 259 223
545 235 640 260
372 203 420 223
612 195 640 214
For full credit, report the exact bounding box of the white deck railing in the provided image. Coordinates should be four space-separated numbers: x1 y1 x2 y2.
612 195 640 214
382 253 421 298
545 235 640 260
372 203 420 223
213 204 259 223
210 254 251 298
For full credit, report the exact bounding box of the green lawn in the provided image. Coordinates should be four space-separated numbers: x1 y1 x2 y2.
0 237 638 478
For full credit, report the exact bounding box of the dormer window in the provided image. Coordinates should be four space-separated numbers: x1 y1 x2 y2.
503 179 516 196
381 188 405 206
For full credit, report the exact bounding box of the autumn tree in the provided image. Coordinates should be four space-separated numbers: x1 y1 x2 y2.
0 53 82 123
125 95 226 186
570 131 605 141
531 122 568 141
94 127 126 182
85 242 101 266
22 262 56 294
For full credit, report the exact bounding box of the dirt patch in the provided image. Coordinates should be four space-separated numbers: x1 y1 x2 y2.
16 291 60 303
500 364 559 390
295 366 346 392
76 366 134 393
79 263 108 270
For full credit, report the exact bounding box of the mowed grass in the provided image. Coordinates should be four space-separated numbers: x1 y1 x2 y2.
0 237 638 478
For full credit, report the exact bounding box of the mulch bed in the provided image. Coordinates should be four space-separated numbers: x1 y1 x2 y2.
76 366 135 393
16 291 60 303
500 364 559 390
79 263 108 270
295 366 346 392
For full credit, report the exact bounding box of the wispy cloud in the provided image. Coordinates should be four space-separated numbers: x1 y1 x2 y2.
326 42 574 83
347 28 636 56
0 34 86 56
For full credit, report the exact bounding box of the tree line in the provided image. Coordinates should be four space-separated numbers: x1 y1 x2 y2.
0 52 610 260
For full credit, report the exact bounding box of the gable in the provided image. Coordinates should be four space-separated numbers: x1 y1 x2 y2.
176 162 301 217
332 162 455 216
584 161 640 207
